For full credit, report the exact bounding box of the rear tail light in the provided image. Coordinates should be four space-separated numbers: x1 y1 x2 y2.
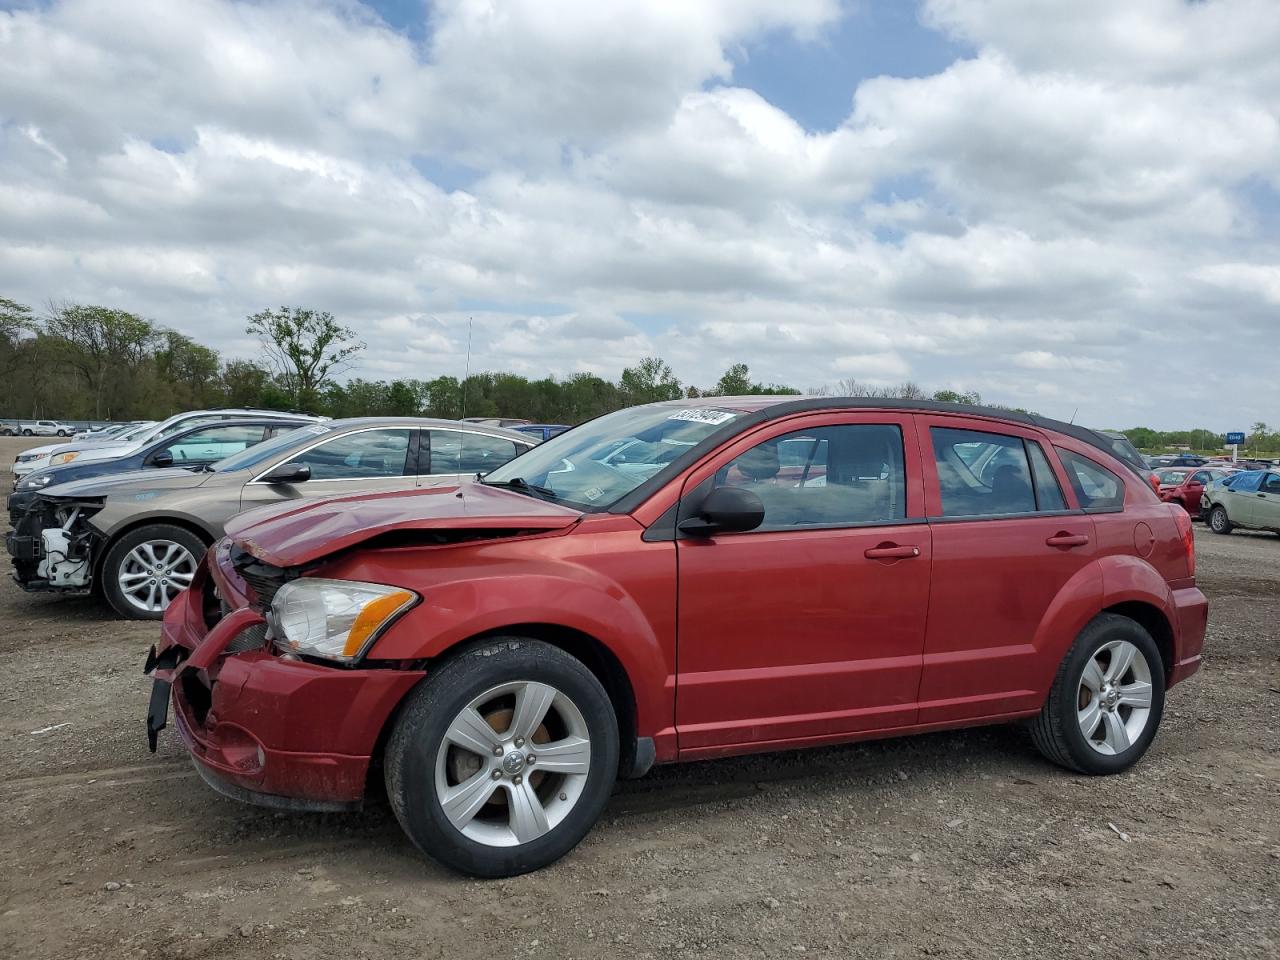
1170 504 1195 579
1148 472 1161 494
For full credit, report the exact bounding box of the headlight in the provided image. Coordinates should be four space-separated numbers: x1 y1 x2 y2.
19 474 53 491
50 451 79 465
270 578 417 662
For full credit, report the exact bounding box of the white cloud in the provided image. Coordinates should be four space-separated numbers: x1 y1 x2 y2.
0 0 1277 429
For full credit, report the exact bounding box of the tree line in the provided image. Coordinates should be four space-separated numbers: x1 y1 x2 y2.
0 297 979 424
5 296 1267 449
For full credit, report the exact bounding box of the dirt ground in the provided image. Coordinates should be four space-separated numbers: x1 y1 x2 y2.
0 434 1276 959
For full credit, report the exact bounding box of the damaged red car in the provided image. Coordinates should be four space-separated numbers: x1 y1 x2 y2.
146 398 1208 877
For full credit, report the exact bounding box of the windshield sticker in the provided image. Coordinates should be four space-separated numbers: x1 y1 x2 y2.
582 486 605 501
667 409 737 426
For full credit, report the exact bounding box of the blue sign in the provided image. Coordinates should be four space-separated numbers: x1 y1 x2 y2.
1225 432 1246 444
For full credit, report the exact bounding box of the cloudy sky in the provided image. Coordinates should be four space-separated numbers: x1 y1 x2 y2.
1 0 1278 430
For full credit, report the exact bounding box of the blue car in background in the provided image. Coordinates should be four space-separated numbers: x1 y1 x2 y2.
513 423 570 442
8 418 307 516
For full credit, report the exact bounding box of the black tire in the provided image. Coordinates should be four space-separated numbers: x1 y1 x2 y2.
1208 505 1233 535
56 430 67 437
100 524 208 620
385 638 619 877
1030 614 1165 775
22 429 32 436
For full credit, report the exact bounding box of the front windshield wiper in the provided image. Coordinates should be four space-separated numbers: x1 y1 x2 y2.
479 476 560 501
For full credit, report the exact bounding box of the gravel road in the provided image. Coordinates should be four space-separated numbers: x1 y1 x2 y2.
0 436 1276 959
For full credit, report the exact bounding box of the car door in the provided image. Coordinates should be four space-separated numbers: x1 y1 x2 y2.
417 429 532 487
239 426 419 509
1224 471 1262 525
916 416 1100 724
674 412 931 753
1254 473 1280 529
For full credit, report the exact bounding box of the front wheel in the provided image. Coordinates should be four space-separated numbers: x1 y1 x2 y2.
100 524 205 619
22 429 32 436
56 429 67 436
1208 505 1233 535
385 638 619 877
1030 614 1165 775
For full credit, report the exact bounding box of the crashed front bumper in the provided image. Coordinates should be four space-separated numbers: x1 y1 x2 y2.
147 552 425 810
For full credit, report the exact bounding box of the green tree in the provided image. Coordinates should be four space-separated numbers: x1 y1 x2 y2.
933 389 982 405
619 356 682 405
714 362 753 396
44 302 159 418
246 306 364 410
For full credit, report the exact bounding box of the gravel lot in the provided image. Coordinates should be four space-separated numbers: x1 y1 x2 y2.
0 435 1276 959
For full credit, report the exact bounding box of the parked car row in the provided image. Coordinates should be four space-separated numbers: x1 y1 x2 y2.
122 397 1206 878
0 419 74 437
7 414 537 618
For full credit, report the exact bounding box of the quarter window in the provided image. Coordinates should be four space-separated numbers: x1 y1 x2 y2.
1055 449 1125 511
931 428 1038 517
293 429 412 480
714 424 906 529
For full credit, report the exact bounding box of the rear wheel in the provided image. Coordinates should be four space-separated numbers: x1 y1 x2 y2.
22 429 32 436
1208 505 1232 535
100 524 204 619
1030 614 1165 775
385 638 618 877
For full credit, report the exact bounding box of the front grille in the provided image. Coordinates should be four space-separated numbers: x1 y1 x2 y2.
230 543 297 611
225 622 268 653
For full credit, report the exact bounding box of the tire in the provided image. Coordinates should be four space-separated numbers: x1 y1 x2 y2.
22 429 32 436
56 430 67 437
1208 505 1233 535
100 524 206 620
385 637 619 877
1030 614 1165 775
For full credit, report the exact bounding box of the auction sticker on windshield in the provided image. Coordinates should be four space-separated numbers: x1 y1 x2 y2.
667 409 737 425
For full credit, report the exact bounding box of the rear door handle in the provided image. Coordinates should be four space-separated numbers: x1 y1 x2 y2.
1045 533 1090 548
864 544 921 560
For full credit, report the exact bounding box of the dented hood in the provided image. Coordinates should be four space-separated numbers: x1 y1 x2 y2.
226 481 583 567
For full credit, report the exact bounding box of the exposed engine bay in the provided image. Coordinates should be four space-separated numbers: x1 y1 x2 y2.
6 496 104 592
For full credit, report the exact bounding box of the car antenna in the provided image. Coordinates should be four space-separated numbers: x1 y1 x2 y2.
1069 407 1078 424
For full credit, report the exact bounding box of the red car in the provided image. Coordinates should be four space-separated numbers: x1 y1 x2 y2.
1156 466 1237 518
146 398 1207 877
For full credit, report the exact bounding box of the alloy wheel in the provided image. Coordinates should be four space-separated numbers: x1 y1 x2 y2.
116 540 197 614
1076 640 1154 756
434 680 591 847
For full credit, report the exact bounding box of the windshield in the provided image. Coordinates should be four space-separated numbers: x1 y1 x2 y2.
1156 470 1188 484
212 422 335 472
483 405 745 509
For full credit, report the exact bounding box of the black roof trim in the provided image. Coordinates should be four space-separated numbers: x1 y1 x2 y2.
607 397 1143 515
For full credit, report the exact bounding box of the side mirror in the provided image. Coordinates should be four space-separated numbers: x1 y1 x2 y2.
151 452 174 468
678 486 765 537
262 462 311 484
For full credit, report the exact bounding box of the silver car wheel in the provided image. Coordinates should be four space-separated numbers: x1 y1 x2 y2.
434 680 592 848
1077 640 1153 755
117 540 197 614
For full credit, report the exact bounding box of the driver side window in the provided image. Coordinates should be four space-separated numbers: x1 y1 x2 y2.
292 429 412 480
715 424 906 530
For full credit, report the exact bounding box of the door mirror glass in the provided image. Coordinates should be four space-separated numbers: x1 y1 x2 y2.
679 486 765 536
150 452 174 468
262 461 311 484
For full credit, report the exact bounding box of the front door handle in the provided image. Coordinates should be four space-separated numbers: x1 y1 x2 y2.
864 543 921 560
1046 533 1090 548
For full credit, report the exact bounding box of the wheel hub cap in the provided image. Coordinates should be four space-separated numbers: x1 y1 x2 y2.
501 750 527 776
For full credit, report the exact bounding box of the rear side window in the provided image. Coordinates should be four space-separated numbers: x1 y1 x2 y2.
931 428 1039 517
715 423 906 529
1056 449 1125 512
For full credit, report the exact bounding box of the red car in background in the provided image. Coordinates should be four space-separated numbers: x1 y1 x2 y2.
1156 466 1237 518
146 397 1207 877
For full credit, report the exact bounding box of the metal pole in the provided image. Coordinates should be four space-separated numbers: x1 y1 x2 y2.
461 316 472 418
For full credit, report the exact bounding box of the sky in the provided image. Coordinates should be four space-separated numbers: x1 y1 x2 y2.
0 0 1278 431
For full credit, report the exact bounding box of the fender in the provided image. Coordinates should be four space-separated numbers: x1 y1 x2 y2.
1023 559 1107 701
321 528 678 754
1026 554 1179 700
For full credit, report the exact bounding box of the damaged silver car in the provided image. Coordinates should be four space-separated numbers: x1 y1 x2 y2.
6 417 536 619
